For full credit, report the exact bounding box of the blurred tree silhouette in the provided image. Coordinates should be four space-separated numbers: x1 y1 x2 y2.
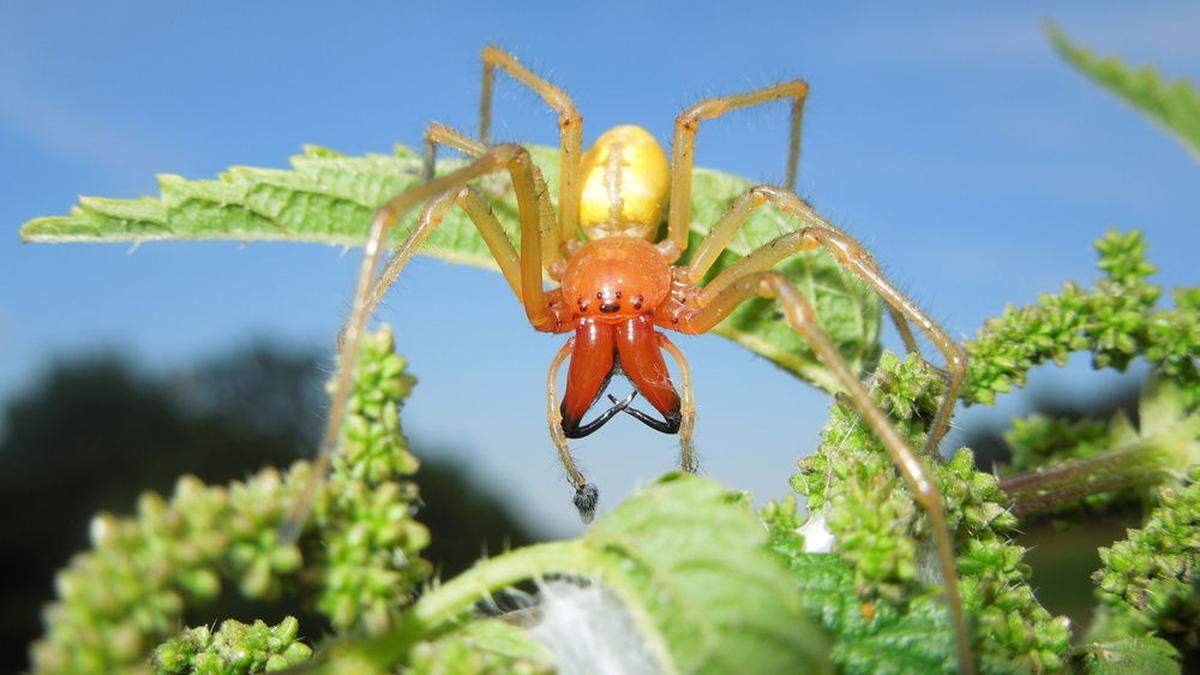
0 344 537 672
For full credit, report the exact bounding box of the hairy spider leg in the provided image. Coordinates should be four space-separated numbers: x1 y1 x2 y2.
660 80 809 262
658 334 697 473
283 144 559 542
547 338 605 523
685 186 921 355
422 122 564 277
478 45 583 243
689 185 966 455
669 267 974 675
361 187 520 323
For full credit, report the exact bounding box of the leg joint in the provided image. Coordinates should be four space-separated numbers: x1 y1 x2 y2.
481 44 502 62
747 183 778 203
783 79 811 100
675 108 703 132
558 109 582 130
756 270 789 297
486 142 531 169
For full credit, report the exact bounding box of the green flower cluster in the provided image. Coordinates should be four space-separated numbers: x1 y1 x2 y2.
1092 466 1200 651
314 326 431 634
944 449 1071 673
30 469 307 674
1148 287 1200 408
791 352 938 602
790 351 1069 672
963 230 1198 406
152 617 312 674
30 326 428 673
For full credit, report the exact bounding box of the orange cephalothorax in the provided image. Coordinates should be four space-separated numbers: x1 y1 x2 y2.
560 237 672 322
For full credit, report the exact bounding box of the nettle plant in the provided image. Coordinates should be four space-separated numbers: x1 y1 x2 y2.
18 28 1200 675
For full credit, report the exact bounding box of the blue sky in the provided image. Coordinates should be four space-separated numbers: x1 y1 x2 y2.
2 2 1197 535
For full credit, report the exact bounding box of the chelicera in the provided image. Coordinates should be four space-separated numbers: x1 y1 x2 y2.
293 46 975 672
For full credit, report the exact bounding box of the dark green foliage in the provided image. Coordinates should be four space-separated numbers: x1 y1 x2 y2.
766 532 956 674
1092 467 1200 651
786 352 1070 672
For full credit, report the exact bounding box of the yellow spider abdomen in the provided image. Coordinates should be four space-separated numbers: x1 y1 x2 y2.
578 125 670 241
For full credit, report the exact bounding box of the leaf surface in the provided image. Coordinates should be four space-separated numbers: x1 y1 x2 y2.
405 474 831 675
1049 24 1200 159
22 145 881 391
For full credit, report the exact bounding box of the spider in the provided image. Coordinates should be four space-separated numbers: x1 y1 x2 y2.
290 46 973 672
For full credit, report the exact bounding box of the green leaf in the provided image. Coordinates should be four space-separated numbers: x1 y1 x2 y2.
777 550 956 674
408 619 554 674
1080 636 1181 675
21 145 880 392
1047 23 1200 159
396 473 831 675
581 474 829 674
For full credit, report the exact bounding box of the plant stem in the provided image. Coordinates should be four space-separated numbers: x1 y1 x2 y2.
999 438 1177 517
304 540 600 674
412 539 599 626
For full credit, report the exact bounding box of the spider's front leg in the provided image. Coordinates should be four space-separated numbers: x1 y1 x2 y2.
477 45 583 243
283 143 560 540
421 122 564 277
660 80 809 262
669 269 975 675
661 83 922 354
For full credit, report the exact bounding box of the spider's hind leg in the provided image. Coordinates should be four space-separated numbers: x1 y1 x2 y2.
684 185 966 455
669 269 975 674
